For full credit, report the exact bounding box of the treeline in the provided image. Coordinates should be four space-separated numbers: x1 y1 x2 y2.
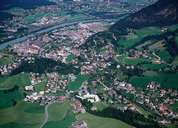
11 57 80 75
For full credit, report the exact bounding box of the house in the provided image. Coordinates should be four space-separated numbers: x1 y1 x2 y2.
25 85 34 91
72 121 88 128
58 96 66 102
71 99 86 113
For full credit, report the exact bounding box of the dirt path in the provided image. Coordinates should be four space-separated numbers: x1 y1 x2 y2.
39 103 51 128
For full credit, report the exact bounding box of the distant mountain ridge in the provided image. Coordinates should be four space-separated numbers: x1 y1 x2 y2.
0 0 54 10
81 0 178 52
111 0 178 31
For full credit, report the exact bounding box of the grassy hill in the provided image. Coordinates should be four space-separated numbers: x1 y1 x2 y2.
77 112 132 128
0 101 44 128
80 0 178 90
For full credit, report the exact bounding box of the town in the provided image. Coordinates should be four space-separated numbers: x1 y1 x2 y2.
0 18 178 128
0 0 178 128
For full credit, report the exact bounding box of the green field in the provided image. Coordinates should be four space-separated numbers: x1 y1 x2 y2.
117 26 162 49
117 24 178 50
170 102 178 113
0 86 23 108
143 71 158 77
44 101 76 128
67 75 89 91
66 54 75 63
167 24 178 32
0 73 30 90
142 63 167 70
48 102 71 121
124 58 148 65
25 13 50 24
0 101 44 128
77 112 132 128
172 56 178 66
157 50 172 62
0 55 13 66
129 72 178 89
136 106 151 118
93 102 109 111
44 111 75 128
35 79 48 92
0 73 30 108
24 11 63 24
118 55 149 65
7 7 26 16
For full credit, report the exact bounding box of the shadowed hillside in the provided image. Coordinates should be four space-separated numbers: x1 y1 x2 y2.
111 0 178 31
0 0 54 10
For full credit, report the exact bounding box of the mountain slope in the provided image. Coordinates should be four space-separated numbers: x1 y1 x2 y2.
81 0 178 54
111 0 178 31
0 0 54 10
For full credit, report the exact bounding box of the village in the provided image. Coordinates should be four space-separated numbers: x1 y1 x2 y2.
0 14 178 128
0 0 157 43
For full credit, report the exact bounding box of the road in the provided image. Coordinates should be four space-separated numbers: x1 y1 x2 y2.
0 18 112 49
40 104 50 128
97 80 110 90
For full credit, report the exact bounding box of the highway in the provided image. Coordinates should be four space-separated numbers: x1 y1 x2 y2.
0 18 112 49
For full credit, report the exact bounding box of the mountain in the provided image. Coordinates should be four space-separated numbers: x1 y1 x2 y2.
81 0 178 53
0 0 54 10
111 0 178 31
0 0 55 21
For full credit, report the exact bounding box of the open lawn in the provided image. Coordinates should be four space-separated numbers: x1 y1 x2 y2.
0 55 13 66
77 112 132 128
129 72 178 89
94 102 109 111
6 7 26 16
48 101 71 121
124 57 149 65
44 101 76 128
66 54 75 63
24 12 59 24
143 71 158 76
35 79 48 92
67 75 89 91
157 50 172 62
0 73 30 108
172 56 178 66
117 24 178 50
0 73 30 90
44 111 75 128
0 87 23 109
167 24 178 32
116 54 151 66
117 26 162 49
142 63 167 70
0 101 44 128
136 106 151 118
170 102 178 113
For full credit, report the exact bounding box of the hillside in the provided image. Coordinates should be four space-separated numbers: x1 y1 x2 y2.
82 0 178 50
80 0 178 91
111 0 178 30
0 0 54 10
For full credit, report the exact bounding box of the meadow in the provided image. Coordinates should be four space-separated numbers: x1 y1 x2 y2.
77 112 132 128
0 101 44 128
129 72 178 89
67 75 89 91
43 101 76 128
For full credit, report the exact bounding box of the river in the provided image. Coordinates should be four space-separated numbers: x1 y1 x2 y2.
0 18 111 49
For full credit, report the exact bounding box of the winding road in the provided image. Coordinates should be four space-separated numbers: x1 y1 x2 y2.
40 104 50 128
